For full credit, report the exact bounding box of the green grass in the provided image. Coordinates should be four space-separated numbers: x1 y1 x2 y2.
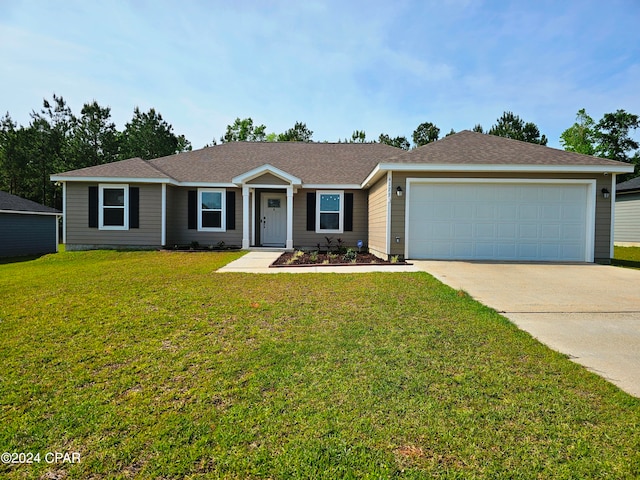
1 250 639 479
613 246 640 268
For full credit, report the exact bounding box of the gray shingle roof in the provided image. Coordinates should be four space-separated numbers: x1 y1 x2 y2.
52 131 631 186
151 142 401 184
390 130 628 166
0 191 60 214
616 176 640 193
55 157 171 179
54 143 403 185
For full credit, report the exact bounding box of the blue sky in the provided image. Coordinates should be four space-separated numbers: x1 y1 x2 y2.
1 0 639 149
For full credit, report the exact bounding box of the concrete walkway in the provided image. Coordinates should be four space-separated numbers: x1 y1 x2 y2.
217 250 422 273
413 261 640 398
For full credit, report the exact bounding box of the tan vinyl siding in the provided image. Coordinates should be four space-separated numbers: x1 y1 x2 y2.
392 171 612 261
293 189 368 249
615 193 640 245
367 174 389 258
66 182 161 247
165 186 243 247
594 176 613 261
247 173 289 185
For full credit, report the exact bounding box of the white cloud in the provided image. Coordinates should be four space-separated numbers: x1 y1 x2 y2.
1 0 639 149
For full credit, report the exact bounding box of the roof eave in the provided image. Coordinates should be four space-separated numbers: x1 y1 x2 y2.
50 175 175 184
362 163 634 187
0 209 61 216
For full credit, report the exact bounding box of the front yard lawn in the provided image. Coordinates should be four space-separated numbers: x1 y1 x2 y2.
1 251 639 479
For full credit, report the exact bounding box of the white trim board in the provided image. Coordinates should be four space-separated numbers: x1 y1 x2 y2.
0 209 60 216
362 162 634 188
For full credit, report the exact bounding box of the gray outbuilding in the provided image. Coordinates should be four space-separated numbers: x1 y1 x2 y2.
0 191 61 258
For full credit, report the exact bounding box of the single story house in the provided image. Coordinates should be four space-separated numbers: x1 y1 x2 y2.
614 176 640 246
51 130 633 263
0 190 61 257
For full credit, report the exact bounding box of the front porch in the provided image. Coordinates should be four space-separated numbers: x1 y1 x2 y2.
233 164 301 250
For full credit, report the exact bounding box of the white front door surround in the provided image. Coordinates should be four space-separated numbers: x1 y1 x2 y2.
241 185 294 249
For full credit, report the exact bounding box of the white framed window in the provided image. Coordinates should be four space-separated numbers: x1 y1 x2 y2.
99 184 128 230
198 188 226 231
316 190 343 233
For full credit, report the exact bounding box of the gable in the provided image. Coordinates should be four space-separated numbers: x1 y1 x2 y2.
246 173 290 185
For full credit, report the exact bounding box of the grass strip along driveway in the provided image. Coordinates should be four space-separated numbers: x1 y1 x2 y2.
614 245 640 269
1 251 639 479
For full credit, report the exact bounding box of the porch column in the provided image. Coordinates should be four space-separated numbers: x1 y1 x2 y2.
242 185 250 249
286 186 294 249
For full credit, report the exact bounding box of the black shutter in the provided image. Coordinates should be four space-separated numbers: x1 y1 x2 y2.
188 190 197 230
344 192 354 232
88 186 98 228
226 190 236 230
306 192 316 231
129 187 139 228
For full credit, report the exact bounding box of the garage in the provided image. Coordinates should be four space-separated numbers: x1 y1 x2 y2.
406 179 595 262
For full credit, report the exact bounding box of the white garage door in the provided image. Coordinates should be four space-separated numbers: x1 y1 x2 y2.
407 181 591 261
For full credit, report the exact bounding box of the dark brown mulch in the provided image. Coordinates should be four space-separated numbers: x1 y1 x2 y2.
271 251 405 267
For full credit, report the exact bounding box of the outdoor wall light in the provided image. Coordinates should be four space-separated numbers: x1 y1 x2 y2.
396 186 403 197
601 187 610 199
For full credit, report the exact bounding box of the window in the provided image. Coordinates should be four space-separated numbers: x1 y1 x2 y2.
316 190 343 233
198 189 226 231
99 184 128 230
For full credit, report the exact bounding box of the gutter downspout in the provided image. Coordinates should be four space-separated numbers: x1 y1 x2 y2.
161 183 167 247
62 181 66 246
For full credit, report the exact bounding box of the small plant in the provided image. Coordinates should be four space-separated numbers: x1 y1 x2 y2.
390 255 400 264
217 241 226 249
322 259 330 265
285 250 305 265
328 253 338 261
309 251 319 263
336 238 345 254
342 248 357 263
324 236 334 253
190 241 200 250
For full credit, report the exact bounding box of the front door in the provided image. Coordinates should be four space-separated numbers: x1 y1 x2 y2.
261 193 287 246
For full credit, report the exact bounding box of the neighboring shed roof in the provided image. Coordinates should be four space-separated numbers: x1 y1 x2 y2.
0 191 60 214
390 130 630 167
616 176 640 193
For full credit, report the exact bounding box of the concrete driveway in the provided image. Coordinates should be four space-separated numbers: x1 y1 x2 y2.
413 261 640 398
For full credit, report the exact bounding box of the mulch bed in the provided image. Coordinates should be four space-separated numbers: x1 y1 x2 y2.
271 251 407 267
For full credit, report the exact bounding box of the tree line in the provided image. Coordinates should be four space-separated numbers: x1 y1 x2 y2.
1 93 638 209
0 95 192 208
